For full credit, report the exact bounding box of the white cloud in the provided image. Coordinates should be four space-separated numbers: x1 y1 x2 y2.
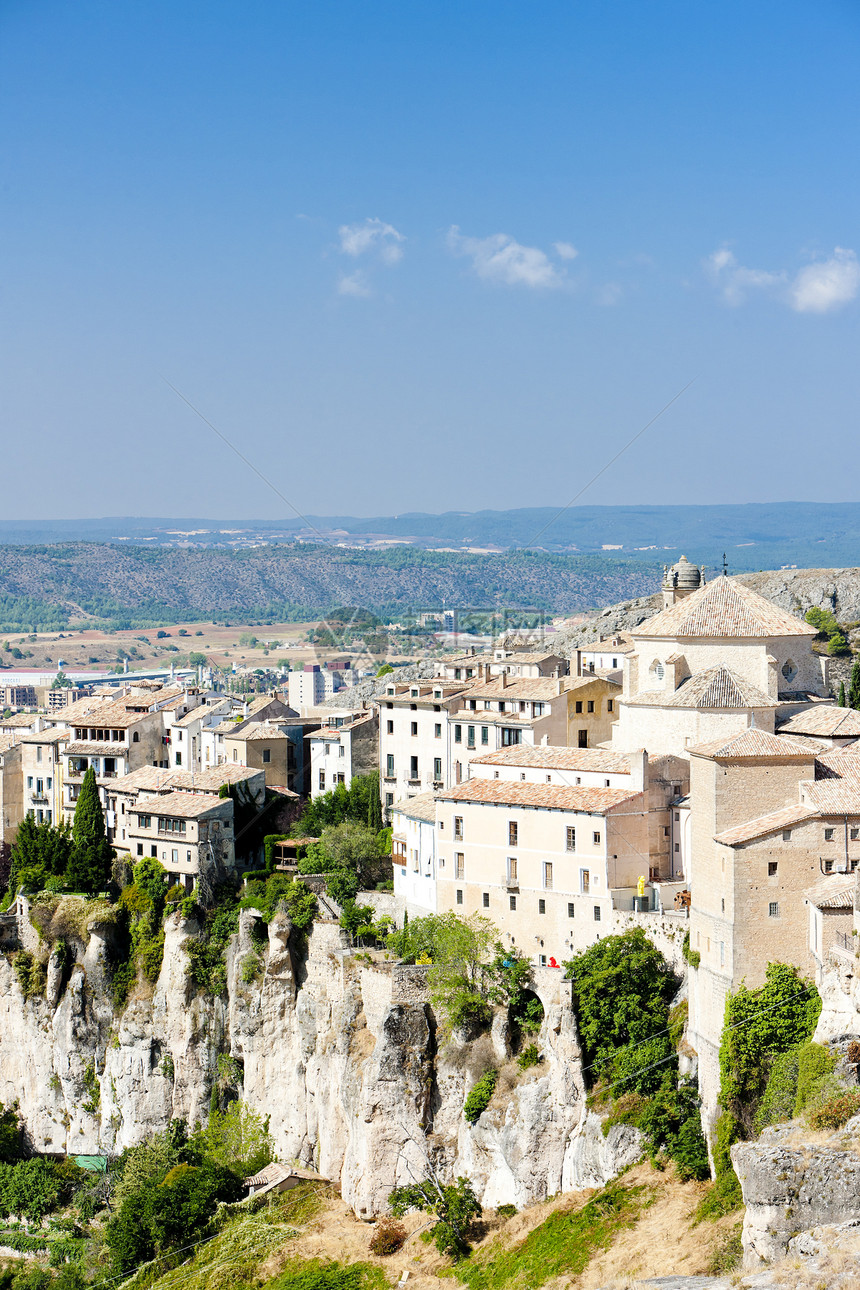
704 246 785 305
448 226 565 288
706 243 859 313
553 241 579 261
790 248 860 313
338 271 372 298
338 217 404 262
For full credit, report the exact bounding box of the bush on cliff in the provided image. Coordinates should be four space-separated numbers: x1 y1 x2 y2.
389 1176 482 1259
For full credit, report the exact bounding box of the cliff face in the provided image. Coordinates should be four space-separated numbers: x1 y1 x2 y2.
0 907 638 1214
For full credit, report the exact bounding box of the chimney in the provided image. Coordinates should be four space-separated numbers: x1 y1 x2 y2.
500 671 507 688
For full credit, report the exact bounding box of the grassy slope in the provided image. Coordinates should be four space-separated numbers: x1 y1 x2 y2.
133 1165 741 1290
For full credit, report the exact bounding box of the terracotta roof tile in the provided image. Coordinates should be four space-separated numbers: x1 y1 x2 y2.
635 578 817 639
438 779 641 813
628 665 776 710
690 729 824 760
779 706 860 738
715 803 818 846
391 792 437 823
468 745 631 773
804 876 856 909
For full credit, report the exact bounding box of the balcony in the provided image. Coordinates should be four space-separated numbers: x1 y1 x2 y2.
501 873 519 891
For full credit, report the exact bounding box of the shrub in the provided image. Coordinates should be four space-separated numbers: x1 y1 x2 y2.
496 1203 517 1219
807 1090 860 1130
755 1044 802 1131
389 1176 482 1259
682 930 700 970
369 1217 406 1256
795 1041 836 1115
517 1044 540 1070
464 1069 498 1124
847 1039 860 1065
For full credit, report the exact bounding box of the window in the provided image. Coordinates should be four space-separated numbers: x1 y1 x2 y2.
605 779 610 788
781 659 797 682
674 842 680 853
385 793 394 807
467 726 475 748
386 754 395 777
612 658 618 669
543 862 553 890
824 828 835 841
410 756 418 780
434 757 442 780
387 720 394 734
338 745 345 758
150 845 157 857
501 728 522 746
454 725 462 743
539 954 547 967
538 898 546 914
783 829 792 841
769 901 780 918
593 831 601 845
319 771 325 791
136 843 143 857
852 828 859 841
507 857 518 883
434 723 442 738
721 897 725 912
824 859 834 873
455 853 464 878
482 892 489 908
26 777 32 790
566 827 576 851
137 814 152 829
580 869 590 893
509 895 517 910
568 902 575 917
481 726 489 745
587 700 594 714
575 701 583 714
133 732 140 743
411 721 418 736
456 889 463 905
171 848 178 865
578 729 588 748
607 699 614 712
469 700 477 711
508 821 518 846
768 861 778 876
593 905 601 921
175 751 182 766
720 941 725 966
262 749 271 764
454 816 463 840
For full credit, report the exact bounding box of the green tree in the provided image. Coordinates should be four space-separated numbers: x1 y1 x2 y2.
828 632 849 656
66 767 113 895
194 1100 273 1177
376 663 394 677
388 912 499 1032
564 929 679 1076
389 1176 482 1258
839 681 847 706
9 815 74 893
850 659 860 710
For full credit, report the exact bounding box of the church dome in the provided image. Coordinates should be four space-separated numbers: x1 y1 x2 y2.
665 555 701 590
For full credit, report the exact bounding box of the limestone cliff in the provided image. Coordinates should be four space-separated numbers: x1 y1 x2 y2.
0 907 638 1215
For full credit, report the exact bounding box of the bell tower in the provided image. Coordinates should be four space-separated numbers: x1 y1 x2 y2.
662 555 705 608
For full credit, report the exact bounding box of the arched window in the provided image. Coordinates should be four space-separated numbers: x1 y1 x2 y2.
132 731 140 743
650 659 665 683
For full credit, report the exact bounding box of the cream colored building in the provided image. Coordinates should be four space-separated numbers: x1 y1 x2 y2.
20 729 68 826
376 680 469 810
435 777 649 965
391 791 439 916
126 791 235 890
111 763 267 858
685 728 860 1127
611 574 827 758
0 735 23 844
309 709 378 798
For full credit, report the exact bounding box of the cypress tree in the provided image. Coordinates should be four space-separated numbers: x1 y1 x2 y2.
66 767 113 895
366 771 383 833
839 681 847 707
849 659 860 711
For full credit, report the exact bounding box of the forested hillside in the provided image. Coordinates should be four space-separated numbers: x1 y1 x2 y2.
0 543 663 630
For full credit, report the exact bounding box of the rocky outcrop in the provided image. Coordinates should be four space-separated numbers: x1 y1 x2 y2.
0 903 640 1216
732 1118 860 1267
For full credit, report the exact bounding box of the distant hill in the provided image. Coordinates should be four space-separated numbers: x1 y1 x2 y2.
0 543 664 630
3 501 860 568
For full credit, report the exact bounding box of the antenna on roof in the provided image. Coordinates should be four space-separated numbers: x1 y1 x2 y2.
721 552 729 578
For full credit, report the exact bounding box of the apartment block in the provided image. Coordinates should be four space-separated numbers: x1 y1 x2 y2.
309 709 378 797
391 791 439 916
435 777 648 963
125 791 235 891
376 680 469 810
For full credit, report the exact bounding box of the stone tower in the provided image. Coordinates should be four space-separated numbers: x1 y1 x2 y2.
661 555 705 608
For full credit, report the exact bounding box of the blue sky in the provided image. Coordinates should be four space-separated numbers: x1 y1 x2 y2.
2 0 859 520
